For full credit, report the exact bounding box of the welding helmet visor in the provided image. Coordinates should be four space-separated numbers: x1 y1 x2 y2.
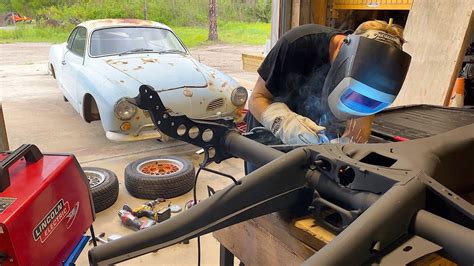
323 34 411 121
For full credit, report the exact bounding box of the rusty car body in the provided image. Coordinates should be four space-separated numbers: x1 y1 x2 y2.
48 19 247 141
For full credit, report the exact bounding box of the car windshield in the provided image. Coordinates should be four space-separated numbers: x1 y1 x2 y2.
90 27 187 57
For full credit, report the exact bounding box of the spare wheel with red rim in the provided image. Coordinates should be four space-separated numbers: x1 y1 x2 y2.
124 156 195 199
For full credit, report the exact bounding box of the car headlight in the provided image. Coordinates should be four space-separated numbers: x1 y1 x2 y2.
114 98 137 120
231 87 248 106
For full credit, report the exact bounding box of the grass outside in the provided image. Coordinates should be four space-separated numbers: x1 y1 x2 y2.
0 22 270 47
0 25 71 43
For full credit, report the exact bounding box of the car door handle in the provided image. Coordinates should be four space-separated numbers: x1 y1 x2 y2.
61 60 67 65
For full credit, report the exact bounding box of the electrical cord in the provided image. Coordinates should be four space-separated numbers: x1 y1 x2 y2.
192 148 241 266
193 165 204 266
201 167 241 185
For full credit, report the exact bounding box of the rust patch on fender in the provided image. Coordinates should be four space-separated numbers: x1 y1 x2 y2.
221 82 228 88
135 116 140 120
142 58 159 64
108 60 128 65
183 88 193 97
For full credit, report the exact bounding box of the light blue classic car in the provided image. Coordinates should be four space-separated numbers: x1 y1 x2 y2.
48 19 248 141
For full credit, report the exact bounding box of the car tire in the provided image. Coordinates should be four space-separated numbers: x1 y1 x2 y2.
49 64 56 79
124 156 195 199
83 167 119 213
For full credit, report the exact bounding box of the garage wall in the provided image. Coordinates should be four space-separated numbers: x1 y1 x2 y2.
393 0 474 106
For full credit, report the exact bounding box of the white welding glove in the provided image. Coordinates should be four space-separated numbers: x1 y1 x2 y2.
261 102 326 145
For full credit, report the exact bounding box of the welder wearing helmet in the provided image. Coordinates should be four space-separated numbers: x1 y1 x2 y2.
247 20 411 145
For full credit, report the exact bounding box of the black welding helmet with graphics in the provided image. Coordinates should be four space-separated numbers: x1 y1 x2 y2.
322 32 411 121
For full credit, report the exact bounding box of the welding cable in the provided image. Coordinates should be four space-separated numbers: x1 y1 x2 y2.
192 145 242 266
200 167 241 185
193 163 205 266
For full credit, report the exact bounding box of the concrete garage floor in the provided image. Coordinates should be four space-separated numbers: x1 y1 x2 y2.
0 42 261 265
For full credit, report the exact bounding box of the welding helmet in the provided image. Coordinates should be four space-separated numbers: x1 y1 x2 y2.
323 33 411 121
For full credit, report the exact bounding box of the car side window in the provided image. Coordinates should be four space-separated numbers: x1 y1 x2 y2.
71 27 87 57
67 28 78 50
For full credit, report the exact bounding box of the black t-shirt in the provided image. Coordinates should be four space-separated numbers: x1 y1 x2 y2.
248 24 346 139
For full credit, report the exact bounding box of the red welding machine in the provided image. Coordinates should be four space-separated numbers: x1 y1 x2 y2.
0 144 94 265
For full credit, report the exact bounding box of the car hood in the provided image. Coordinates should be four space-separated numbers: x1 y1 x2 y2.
104 54 208 90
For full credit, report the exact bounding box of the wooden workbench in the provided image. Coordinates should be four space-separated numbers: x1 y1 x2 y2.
213 212 332 266
213 212 456 266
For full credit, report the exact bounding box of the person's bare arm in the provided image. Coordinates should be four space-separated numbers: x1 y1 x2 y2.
342 115 374 143
248 76 274 123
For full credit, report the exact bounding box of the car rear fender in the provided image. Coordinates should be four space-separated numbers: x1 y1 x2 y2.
48 63 56 79
48 44 66 79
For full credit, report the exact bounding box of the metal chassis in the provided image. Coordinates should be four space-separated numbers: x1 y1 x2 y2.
88 86 474 265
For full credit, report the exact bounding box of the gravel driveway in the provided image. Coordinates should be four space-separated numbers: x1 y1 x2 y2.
0 42 260 162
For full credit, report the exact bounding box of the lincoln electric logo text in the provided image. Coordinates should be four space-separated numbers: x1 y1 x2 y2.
33 199 70 243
